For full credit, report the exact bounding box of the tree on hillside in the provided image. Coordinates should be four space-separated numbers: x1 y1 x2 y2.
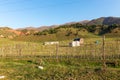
108 24 118 32
86 25 96 32
48 28 57 34
34 29 48 35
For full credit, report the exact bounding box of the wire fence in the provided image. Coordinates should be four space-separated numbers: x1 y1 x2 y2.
0 40 119 60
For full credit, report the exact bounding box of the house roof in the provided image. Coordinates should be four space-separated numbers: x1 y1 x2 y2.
73 38 80 41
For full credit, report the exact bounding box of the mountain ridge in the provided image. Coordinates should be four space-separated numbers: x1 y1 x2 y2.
15 16 120 31
0 16 120 40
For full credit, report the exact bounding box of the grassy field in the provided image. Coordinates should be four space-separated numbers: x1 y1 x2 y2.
0 38 119 80
0 57 120 80
0 37 119 57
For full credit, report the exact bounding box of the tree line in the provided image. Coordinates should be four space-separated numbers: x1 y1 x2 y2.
34 23 120 36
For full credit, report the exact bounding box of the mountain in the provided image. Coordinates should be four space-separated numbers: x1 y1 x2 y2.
87 17 120 25
37 25 59 31
103 17 120 25
79 20 90 25
16 17 120 33
0 16 120 41
87 17 105 25
32 17 120 39
16 25 59 35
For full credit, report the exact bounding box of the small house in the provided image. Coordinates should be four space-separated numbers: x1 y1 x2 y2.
69 38 84 47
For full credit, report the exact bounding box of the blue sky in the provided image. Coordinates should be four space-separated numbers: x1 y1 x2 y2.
0 0 120 29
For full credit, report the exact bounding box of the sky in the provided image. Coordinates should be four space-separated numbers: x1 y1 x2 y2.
0 0 120 29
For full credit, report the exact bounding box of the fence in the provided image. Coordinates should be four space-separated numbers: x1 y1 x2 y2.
0 39 119 60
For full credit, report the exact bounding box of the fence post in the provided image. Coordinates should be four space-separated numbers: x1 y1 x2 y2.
56 44 59 61
117 40 120 59
102 35 106 70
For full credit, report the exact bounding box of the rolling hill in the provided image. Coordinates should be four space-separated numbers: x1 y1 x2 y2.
0 27 23 39
0 17 120 41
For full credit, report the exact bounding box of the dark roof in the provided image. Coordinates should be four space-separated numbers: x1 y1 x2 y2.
73 38 80 41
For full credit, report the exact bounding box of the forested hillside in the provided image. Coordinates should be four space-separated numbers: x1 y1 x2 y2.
13 22 120 42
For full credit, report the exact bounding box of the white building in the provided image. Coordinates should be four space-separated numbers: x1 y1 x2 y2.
44 41 59 45
69 38 84 47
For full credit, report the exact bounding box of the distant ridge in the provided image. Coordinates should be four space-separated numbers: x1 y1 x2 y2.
16 17 120 31
0 16 120 40
87 17 120 25
103 17 120 25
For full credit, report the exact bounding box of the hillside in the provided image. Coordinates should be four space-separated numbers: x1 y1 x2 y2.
12 17 120 42
0 27 23 39
16 17 120 33
87 17 105 25
13 23 120 42
87 17 120 25
103 17 120 25
0 17 120 41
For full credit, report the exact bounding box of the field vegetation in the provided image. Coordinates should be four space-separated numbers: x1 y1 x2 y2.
0 37 119 80
0 18 120 79
13 22 120 42
0 56 120 80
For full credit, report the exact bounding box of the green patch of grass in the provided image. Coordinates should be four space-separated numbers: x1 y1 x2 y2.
0 57 120 80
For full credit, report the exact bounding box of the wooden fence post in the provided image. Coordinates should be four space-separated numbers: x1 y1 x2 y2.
56 44 59 61
102 35 106 70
